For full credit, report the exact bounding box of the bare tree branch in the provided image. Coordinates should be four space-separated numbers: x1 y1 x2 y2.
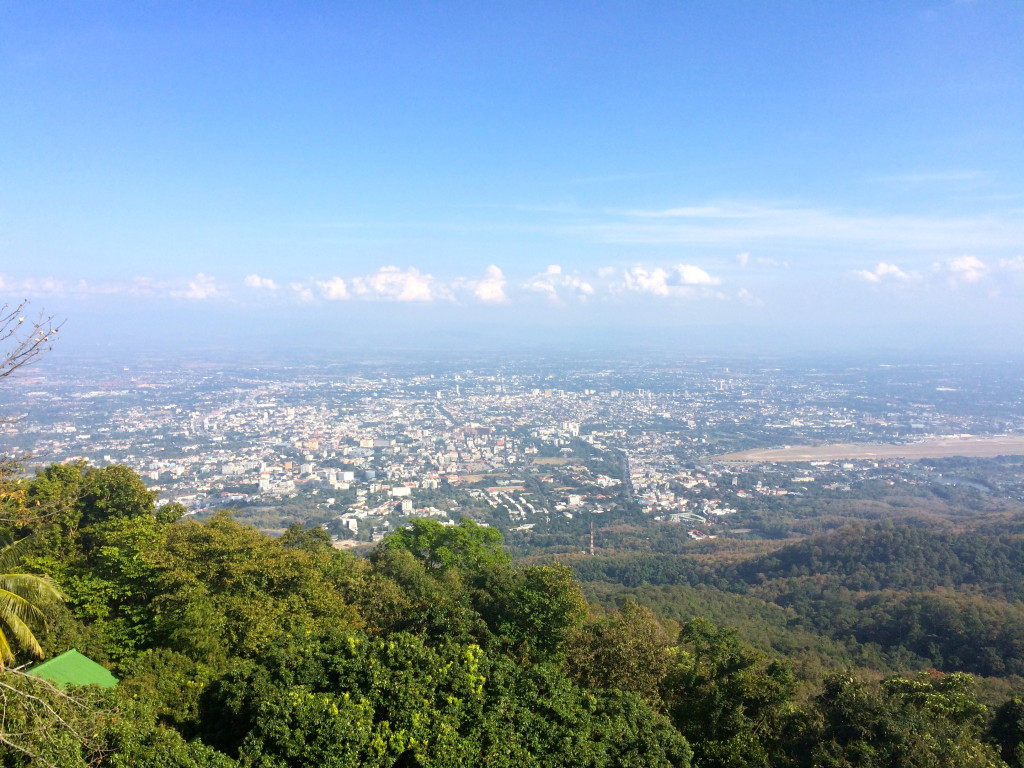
0 668 108 767
1 301 63 523
0 301 61 381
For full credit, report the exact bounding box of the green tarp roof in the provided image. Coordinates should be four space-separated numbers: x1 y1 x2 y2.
27 648 118 689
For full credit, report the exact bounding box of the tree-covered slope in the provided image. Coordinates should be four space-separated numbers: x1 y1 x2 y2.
0 462 1020 767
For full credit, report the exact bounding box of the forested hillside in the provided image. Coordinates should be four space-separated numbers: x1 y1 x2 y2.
570 520 1024 683
1 461 1023 767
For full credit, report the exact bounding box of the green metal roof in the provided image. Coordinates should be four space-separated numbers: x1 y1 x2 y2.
27 648 118 689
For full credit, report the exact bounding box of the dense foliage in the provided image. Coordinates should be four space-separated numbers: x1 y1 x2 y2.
570 519 1024 680
0 462 1021 766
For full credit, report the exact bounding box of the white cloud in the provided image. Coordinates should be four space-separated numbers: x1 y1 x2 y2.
852 262 913 283
455 265 508 303
564 276 594 298
5 275 164 298
17 277 67 295
615 264 721 297
244 274 278 290
72 277 157 296
291 283 315 303
522 265 593 303
124 277 157 296
316 277 350 301
622 266 671 296
877 263 910 279
737 288 763 306
350 266 437 302
999 256 1024 272
671 264 720 286
173 273 220 300
523 265 563 301
948 255 987 284
736 252 789 269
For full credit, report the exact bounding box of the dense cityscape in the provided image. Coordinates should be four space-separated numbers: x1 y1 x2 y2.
6 353 1024 545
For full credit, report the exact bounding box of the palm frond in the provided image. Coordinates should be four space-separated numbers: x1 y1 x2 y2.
0 590 47 627
0 609 44 660
0 536 65 666
0 573 65 604
0 623 15 666
0 538 30 572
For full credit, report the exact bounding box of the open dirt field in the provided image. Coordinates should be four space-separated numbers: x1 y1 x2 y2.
715 435 1024 463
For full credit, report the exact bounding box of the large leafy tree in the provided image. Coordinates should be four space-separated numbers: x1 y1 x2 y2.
148 512 361 665
788 672 1006 768
478 562 589 661
663 618 795 768
362 545 488 643
990 696 1024 768
15 462 174 661
376 518 510 572
568 599 674 706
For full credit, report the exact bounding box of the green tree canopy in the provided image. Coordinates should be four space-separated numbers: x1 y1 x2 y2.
789 672 1005 768
375 518 510 572
990 696 1024 768
568 599 673 706
663 618 795 768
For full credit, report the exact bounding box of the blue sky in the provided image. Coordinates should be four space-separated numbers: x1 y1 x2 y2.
1 1 1022 354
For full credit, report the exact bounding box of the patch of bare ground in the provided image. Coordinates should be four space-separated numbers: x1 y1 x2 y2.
715 435 1024 463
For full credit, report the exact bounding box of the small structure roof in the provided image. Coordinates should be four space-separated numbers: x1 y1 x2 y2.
27 649 118 689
